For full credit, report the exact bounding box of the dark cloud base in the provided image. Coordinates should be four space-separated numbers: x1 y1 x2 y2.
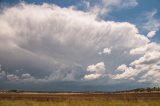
0 81 152 92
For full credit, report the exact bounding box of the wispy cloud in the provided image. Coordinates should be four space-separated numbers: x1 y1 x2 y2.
79 0 138 16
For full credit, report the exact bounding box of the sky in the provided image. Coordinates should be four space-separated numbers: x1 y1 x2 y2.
0 0 160 91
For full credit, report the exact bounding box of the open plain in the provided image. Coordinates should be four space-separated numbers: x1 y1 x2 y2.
0 92 160 106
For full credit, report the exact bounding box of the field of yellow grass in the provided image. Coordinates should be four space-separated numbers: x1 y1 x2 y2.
0 92 160 106
0 99 160 106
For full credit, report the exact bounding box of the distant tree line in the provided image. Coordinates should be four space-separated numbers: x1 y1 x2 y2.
133 87 160 92
116 87 160 93
4 87 160 93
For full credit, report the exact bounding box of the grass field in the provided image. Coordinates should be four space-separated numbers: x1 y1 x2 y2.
0 92 160 106
1 99 160 106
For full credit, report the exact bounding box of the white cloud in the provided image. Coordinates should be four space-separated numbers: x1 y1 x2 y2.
87 62 105 73
147 31 156 38
117 64 127 72
103 48 111 54
99 48 112 55
0 3 149 51
84 62 105 80
130 46 147 55
130 42 160 55
130 51 160 66
113 42 160 85
113 64 138 79
84 74 101 80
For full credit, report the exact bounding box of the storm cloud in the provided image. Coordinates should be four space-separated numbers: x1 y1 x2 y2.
0 2 159 91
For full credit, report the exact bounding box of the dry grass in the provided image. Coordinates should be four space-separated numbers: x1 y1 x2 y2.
0 99 160 106
0 92 160 106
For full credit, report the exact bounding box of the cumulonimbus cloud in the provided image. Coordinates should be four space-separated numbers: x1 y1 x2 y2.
1 2 159 88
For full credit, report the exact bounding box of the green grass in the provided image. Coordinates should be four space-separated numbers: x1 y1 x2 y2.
0 99 160 106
